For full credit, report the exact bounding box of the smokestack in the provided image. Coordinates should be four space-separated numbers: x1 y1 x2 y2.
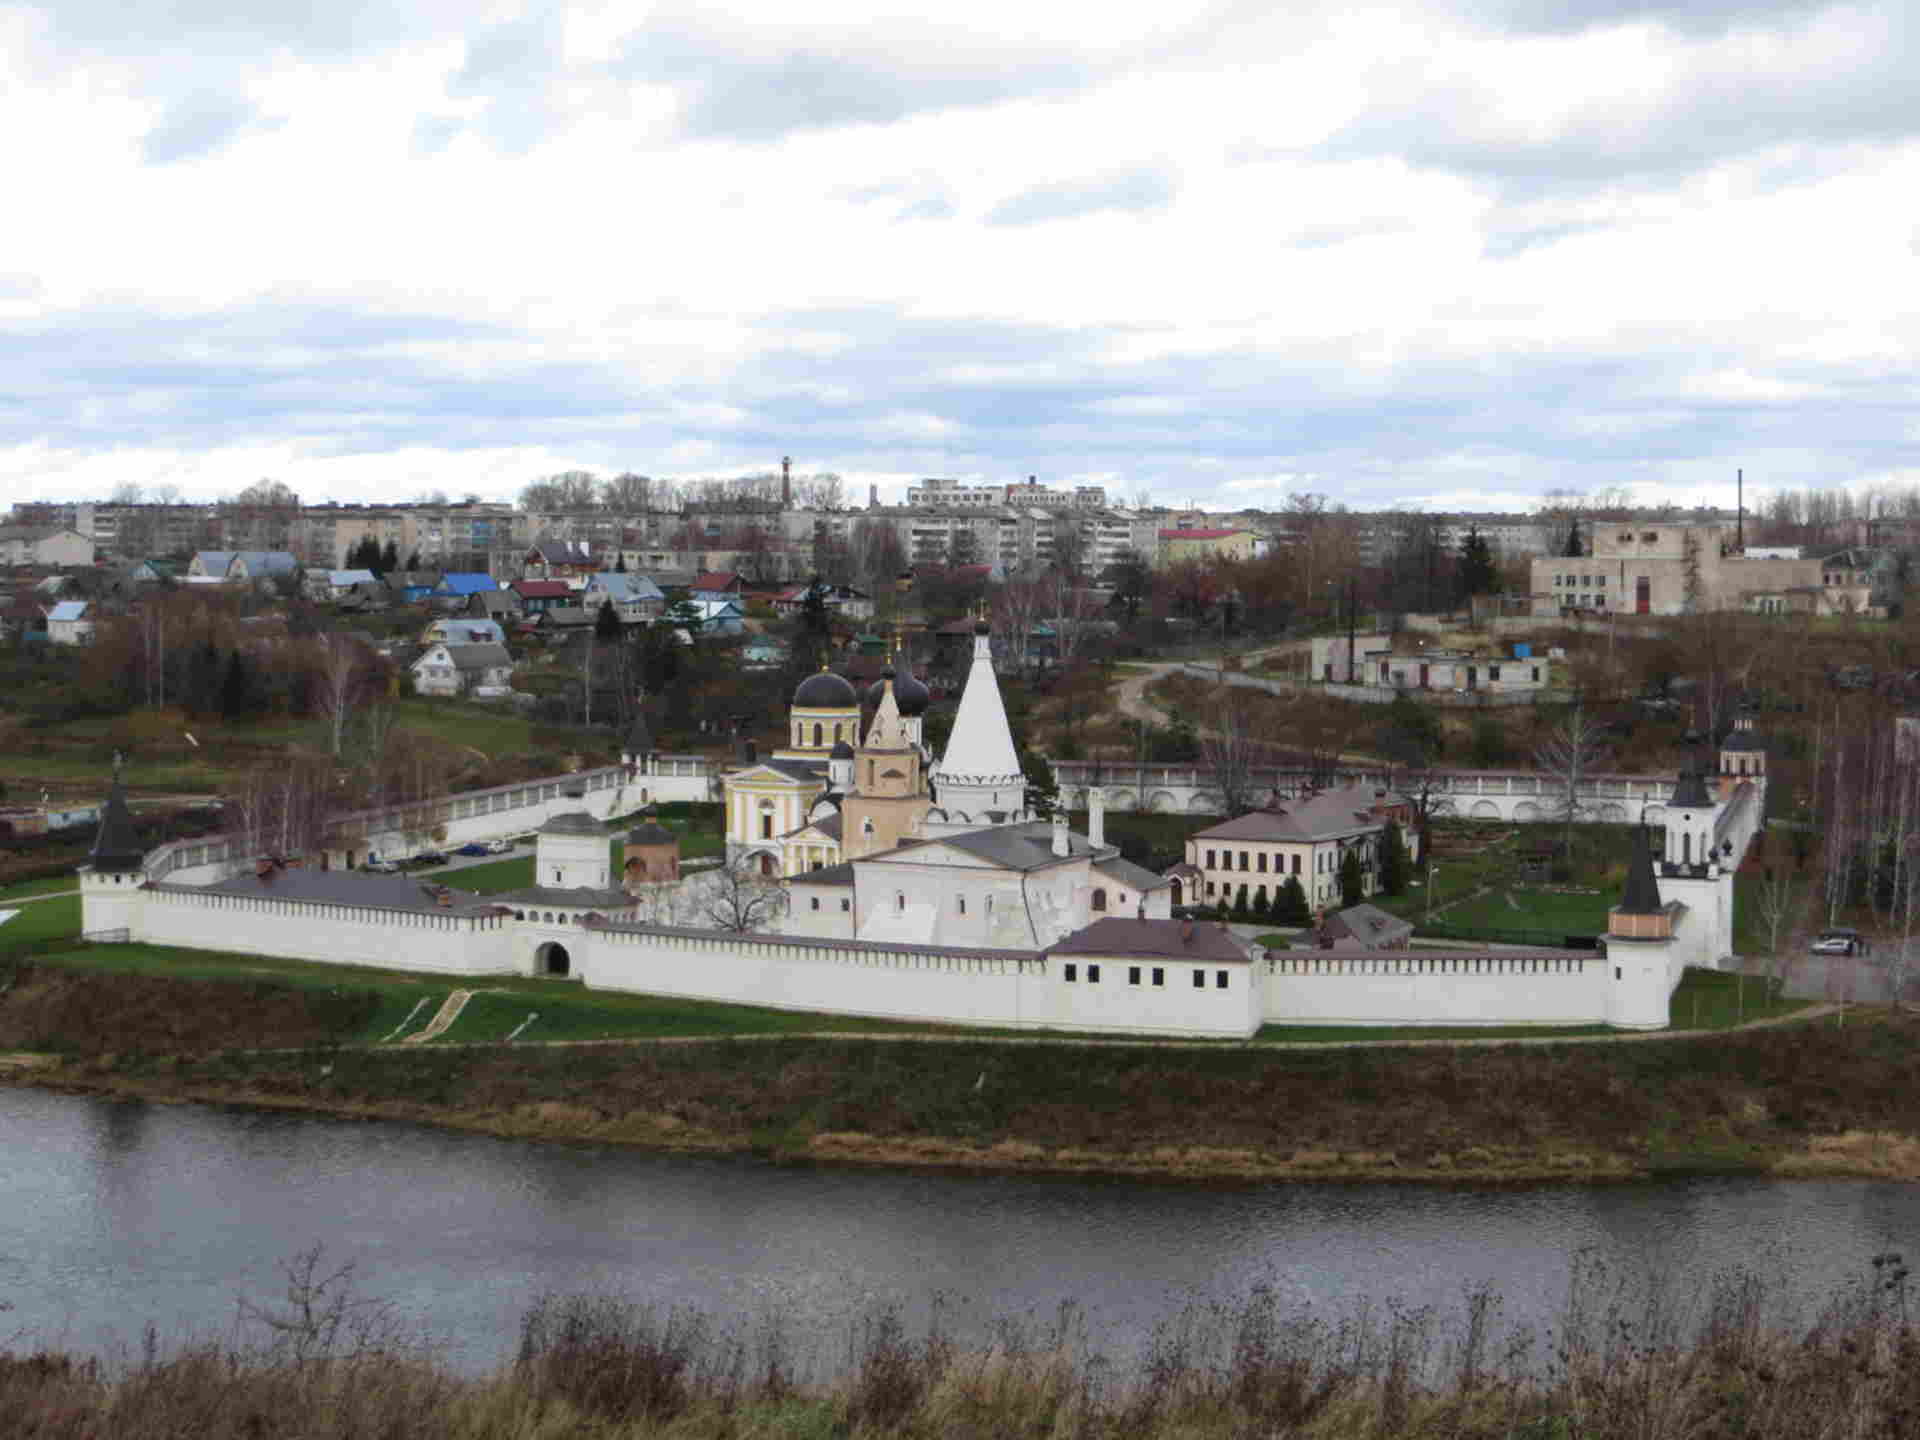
782 455 792 511
1089 786 1105 849
1737 468 1744 551
1052 809 1069 857
869 483 879 509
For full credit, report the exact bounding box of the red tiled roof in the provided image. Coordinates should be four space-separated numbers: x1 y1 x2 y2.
690 571 744 590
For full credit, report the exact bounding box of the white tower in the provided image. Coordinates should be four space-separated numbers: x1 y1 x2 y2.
534 811 610 890
78 768 146 939
927 620 1027 829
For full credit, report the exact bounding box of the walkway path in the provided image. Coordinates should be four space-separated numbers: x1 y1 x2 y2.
403 990 475 1044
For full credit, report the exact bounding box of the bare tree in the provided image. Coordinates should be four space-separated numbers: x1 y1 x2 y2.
1201 692 1265 817
1533 705 1611 860
311 633 368 759
703 858 784 933
1754 866 1800 997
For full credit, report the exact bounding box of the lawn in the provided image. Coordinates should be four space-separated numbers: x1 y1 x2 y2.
1669 966 1807 1029
1429 886 1614 937
0 877 78 904
0 895 82 949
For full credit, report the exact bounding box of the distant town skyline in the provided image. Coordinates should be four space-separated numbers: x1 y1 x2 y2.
4 1 1913 514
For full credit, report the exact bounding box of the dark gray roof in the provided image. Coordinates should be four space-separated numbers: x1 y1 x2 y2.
865 670 931 716
626 821 675 845
830 739 855 758
1093 855 1170 892
495 884 634 908
789 861 856 886
794 670 858 707
200 867 496 916
89 776 145 873
1617 825 1664 915
1322 903 1413 947
802 812 843 841
768 758 828 782
1669 764 1715 808
1721 727 1765 752
539 810 603 836
1048 917 1250 963
434 641 512 671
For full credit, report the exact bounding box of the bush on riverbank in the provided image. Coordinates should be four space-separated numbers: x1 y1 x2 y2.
6 1251 1920 1438
0 960 376 1056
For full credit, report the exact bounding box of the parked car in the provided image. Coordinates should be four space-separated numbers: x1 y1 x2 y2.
411 850 448 867
1811 928 1867 956
363 858 400 874
484 838 516 854
454 842 490 856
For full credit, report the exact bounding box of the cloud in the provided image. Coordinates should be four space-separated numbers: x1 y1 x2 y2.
986 168 1177 226
139 92 276 164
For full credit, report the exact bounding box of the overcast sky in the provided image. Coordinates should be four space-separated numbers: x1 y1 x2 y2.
3 0 1916 513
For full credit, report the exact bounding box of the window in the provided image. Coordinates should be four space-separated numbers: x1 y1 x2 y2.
1618 532 1632 543
1128 966 1141 986
1216 970 1229 989
958 896 966 914
1206 881 1216 897
1239 852 1249 872
1206 848 1216 868
1292 854 1301 875
896 891 906 911
1064 963 1078 982
1088 964 1101 984
812 723 822 746
810 897 820 911
1152 967 1164 987
1642 531 1657 542
1257 853 1267 873
1490 665 1501 681
1192 969 1205 989
1614 966 1622 981
761 815 773 839
840 899 851 912
553 869 562 884
1092 888 1106 912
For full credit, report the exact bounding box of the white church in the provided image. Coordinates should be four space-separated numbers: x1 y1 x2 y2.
76 625 1766 1038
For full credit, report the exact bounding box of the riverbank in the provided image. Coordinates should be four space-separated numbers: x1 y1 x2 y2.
16 998 1920 1185
6 1250 1920 1440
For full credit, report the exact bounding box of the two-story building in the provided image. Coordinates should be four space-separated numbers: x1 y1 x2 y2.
409 641 515 698
1173 787 1417 913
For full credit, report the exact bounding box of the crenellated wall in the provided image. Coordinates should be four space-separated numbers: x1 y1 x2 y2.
1263 950 1610 1027
135 884 520 974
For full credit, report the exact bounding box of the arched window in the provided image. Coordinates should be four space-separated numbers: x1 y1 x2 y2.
812 722 823 746
958 895 967 914
1092 888 1107 912
1682 832 1691 863
896 891 906 912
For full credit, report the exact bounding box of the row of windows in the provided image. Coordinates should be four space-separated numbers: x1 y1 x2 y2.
1204 846 1369 875
1552 573 1608 588
1061 963 1231 989
807 897 853 912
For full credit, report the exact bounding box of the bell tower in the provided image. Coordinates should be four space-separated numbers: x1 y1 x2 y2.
840 669 930 858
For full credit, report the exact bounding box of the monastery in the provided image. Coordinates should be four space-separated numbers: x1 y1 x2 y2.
75 625 1766 1038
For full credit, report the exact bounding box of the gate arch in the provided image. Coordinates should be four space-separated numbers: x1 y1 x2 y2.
536 941 571 978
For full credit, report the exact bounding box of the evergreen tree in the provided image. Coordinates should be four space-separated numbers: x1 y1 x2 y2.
1020 750 1059 818
220 649 251 721
1563 521 1583 558
189 640 222 717
1339 847 1364 908
594 598 622 642
379 540 399 574
800 575 831 638
1276 876 1311 925
405 550 421 572
1232 885 1251 921
1470 713 1509 767
614 552 627 573
1379 820 1409 897
1458 525 1497 598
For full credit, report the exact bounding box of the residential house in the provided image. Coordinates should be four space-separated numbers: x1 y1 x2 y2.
387 570 443 605
45 600 94 646
433 572 498 606
532 606 595 641
512 578 574 616
0 526 95 568
188 550 298 584
680 595 747 636
580 571 665 624
467 589 520 623
1173 787 1418 914
121 559 178 586
689 571 746 597
522 538 598 580
306 568 378 602
409 641 515 698
421 616 508 647
1156 528 1262 569
771 581 874 621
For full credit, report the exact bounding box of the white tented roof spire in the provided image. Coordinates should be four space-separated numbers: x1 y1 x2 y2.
936 618 1023 788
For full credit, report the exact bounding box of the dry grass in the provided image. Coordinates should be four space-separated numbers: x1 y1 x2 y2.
9 1252 1920 1438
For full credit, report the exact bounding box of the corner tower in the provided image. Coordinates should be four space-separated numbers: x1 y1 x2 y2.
78 765 146 939
1603 825 1678 1030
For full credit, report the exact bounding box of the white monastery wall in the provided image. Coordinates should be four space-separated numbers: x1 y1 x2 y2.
135 885 520 975
1263 952 1609 1027
582 926 1260 1038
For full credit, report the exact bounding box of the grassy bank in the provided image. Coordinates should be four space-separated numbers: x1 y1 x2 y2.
7 1251 1920 1439
2 937 1899 1182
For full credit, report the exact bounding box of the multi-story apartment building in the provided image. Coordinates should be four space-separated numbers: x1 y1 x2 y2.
906 477 1108 510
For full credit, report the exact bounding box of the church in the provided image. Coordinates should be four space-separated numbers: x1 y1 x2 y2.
722 620 1174 947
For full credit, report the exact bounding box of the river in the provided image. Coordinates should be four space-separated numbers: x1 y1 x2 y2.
4 1088 1917 1373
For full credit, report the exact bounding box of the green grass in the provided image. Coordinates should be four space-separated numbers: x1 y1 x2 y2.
0 894 81 948
1670 966 1807 1029
1429 886 1613 936
443 855 536 894
0 876 79 904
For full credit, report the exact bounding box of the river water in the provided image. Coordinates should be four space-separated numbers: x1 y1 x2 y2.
4 1087 1918 1373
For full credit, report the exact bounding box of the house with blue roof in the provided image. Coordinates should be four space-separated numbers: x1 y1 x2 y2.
434 572 498 604
46 600 94 646
581 571 665 624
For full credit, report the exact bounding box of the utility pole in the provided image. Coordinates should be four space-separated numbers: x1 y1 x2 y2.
1736 468 1744 551
1346 575 1357 684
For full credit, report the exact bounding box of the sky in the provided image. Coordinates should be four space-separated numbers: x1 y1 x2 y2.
2 0 1916 514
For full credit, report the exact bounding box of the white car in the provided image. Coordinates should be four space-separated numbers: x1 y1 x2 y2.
484 837 516 854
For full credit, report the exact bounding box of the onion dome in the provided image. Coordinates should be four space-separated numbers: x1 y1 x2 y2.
793 669 857 708
865 669 930 717
830 739 855 759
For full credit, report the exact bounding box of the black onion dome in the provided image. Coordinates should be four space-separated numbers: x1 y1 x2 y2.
830 739 855 759
793 670 858 708
865 670 931 716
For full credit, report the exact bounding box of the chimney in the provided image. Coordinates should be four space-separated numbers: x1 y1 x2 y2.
1088 786 1106 849
1052 809 1069 857
782 455 792 510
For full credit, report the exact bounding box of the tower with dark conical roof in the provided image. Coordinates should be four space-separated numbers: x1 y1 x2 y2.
78 762 147 939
